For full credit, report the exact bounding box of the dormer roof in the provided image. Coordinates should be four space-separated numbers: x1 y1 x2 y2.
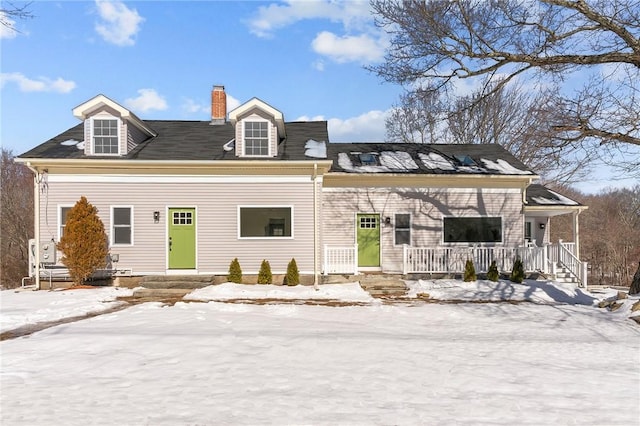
228 97 286 138
72 94 157 137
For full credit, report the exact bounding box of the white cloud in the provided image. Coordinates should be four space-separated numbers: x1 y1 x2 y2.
181 93 242 117
312 59 325 72
0 12 18 39
312 31 385 64
95 0 144 46
247 0 371 38
0 72 76 93
298 109 390 142
124 89 167 113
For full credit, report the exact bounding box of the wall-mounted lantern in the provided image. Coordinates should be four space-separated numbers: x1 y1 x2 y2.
153 211 160 223
539 223 545 230
385 217 391 226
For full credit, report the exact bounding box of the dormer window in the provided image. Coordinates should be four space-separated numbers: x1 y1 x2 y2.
92 118 120 155
244 121 269 156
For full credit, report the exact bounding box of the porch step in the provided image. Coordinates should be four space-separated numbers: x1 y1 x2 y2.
554 268 578 284
138 275 214 289
359 276 407 298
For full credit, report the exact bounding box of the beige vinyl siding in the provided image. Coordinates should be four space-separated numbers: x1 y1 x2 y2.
323 187 523 273
40 179 317 275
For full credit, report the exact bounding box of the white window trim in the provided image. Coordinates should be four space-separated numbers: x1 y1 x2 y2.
57 204 74 241
394 212 411 246
441 215 504 245
237 205 294 239
241 119 271 157
90 116 121 156
111 205 134 246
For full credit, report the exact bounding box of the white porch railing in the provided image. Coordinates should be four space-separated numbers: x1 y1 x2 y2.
323 244 358 275
323 242 587 287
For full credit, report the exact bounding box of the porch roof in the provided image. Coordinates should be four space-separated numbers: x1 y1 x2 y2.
525 184 586 216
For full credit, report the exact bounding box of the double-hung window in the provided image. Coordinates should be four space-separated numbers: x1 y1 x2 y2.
93 118 119 155
59 206 73 239
394 213 411 245
244 121 269 156
111 206 133 245
443 217 502 243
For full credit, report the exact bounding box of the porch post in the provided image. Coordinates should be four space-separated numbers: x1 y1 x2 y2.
573 210 581 259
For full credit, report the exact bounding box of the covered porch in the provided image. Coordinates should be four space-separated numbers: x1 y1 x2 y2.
323 241 588 287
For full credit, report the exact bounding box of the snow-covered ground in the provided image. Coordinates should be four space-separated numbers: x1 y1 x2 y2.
1 280 639 425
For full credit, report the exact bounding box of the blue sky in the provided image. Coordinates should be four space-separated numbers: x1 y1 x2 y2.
1 0 400 154
1 0 636 193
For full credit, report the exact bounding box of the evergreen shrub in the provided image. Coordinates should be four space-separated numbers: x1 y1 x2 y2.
285 258 300 286
463 259 477 282
487 260 499 282
510 257 525 283
227 258 242 283
56 196 108 286
257 259 272 284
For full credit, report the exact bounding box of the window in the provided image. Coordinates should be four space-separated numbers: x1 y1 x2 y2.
112 207 133 245
239 207 292 238
359 216 378 229
525 221 532 242
244 121 269 156
172 210 193 225
93 118 119 155
59 206 72 239
444 217 502 243
394 214 411 245
358 153 379 166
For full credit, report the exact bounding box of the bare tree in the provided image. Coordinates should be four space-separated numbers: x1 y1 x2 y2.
1 2 33 32
551 185 640 287
0 149 34 289
371 0 640 176
386 89 448 144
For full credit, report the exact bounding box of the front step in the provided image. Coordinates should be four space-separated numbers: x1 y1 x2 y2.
139 275 214 289
359 276 407 298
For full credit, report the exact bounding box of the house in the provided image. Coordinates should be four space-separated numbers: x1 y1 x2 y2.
17 86 587 290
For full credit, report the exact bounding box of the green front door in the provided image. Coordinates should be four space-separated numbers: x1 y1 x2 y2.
357 214 380 267
168 208 196 269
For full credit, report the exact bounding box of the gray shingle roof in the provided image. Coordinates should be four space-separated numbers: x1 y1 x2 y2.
19 119 537 177
526 184 583 207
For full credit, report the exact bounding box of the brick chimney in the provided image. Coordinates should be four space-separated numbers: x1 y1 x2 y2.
211 85 226 125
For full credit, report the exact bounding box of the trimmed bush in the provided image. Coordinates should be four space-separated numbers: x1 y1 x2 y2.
510 257 525 283
56 196 108 286
227 258 242 283
487 260 499 282
285 258 300 286
257 259 272 284
463 259 477 282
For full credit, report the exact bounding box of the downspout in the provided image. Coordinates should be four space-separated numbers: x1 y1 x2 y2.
26 163 41 290
313 163 319 290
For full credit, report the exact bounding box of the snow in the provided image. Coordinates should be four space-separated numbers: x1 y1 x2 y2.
304 139 327 158
531 189 580 205
481 158 532 175
1 281 638 425
379 151 419 170
0 286 134 333
185 282 374 303
419 152 456 170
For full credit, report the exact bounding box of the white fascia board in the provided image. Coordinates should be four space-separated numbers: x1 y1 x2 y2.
47 174 316 184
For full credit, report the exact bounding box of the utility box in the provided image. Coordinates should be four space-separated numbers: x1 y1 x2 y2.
40 241 56 265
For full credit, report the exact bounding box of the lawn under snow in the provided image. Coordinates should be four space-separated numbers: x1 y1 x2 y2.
1 280 639 425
